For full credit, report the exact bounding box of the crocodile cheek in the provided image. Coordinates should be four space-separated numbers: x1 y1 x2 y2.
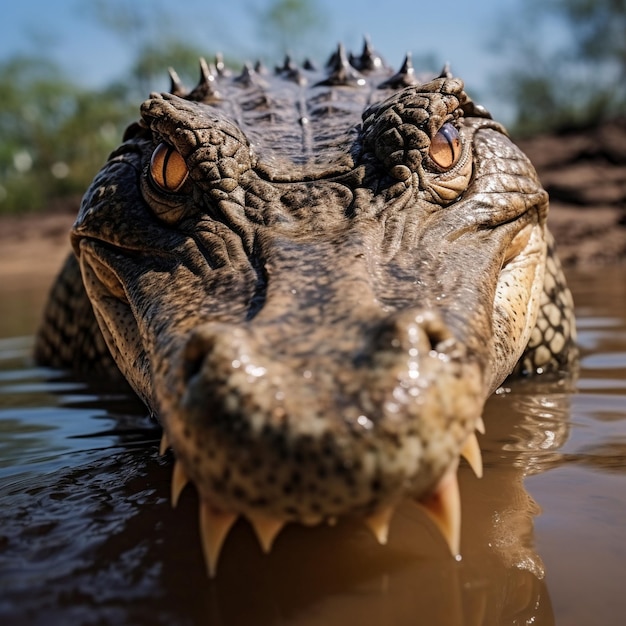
488 221 548 392
77 243 154 407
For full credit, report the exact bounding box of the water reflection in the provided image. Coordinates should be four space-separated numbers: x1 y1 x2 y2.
0 268 625 625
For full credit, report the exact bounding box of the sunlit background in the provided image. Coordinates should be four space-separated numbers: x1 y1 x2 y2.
0 0 623 214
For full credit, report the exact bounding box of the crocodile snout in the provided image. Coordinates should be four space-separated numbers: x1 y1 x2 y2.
160 306 483 572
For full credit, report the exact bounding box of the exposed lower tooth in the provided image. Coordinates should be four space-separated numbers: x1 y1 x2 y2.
417 462 461 556
476 416 486 435
171 460 190 508
460 433 483 478
159 431 170 456
246 513 286 553
364 506 395 545
199 501 237 578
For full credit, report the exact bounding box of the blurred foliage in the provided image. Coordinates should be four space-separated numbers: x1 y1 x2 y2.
495 0 626 136
255 0 329 59
82 0 227 97
0 55 135 214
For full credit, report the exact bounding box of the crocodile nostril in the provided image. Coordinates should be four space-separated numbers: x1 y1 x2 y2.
375 310 455 356
182 328 218 383
417 312 455 353
184 351 205 383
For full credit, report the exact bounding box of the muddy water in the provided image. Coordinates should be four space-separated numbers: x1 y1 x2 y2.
0 267 624 626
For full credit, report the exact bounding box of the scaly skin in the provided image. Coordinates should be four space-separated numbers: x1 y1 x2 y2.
35 43 577 574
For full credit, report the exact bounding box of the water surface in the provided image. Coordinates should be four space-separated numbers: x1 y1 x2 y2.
0 267 624 625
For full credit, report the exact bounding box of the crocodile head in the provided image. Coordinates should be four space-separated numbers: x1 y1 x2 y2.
70 47 550 575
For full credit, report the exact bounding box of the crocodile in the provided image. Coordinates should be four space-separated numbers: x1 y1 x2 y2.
35 41 577 577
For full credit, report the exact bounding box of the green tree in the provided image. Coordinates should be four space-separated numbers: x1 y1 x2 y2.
494 0 626 135
82 0 234 97
256 0 328 59
0 55 134 214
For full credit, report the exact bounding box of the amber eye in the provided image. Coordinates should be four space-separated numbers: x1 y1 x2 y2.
429 123 462 170
150 142 189 192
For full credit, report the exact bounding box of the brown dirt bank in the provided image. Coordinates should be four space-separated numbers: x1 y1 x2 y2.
1 119 625 284
517 117 626 266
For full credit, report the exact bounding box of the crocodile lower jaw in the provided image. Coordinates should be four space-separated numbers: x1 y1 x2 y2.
160 424 484 577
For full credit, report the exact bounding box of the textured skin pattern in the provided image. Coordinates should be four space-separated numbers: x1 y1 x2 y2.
35 45 577 523
512 232 578 376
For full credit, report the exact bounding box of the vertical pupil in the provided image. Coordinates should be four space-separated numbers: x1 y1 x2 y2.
431 124 460 169
151 143 188 191
442 126 458 160
161 148 174 189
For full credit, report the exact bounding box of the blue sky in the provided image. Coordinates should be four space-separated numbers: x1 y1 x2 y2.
1 0 531 122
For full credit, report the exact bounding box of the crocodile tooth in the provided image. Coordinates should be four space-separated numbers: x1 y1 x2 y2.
246 513 286 553
364 506 395 545
171 460 190 508
417 462 461 556
199 501 238 578
159 432 170 456
460 433 483 478
476 415 486 435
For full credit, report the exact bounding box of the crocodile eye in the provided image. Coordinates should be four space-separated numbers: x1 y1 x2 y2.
150 142 189 192
429 123 462 170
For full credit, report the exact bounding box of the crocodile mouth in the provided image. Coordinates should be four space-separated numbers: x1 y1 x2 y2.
157 311 487 576
162 430 484 577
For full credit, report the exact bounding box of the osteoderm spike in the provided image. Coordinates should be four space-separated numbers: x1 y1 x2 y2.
316 42 365 87
159 431 170 456
198 57 213 86
399 52 414 75
254 59 268 75
247 513 286 553
377 52 418 89
438 62 453 78
234 62 256 86
460 433 483 478
325 44 340 69
187 57 220 102
167 67 185 96
364 506 395 545
171 460 190 508
214 52 229 77
199 501 237 578
278 53 297 73
323 42 349 74
348 35 385 72
417 462 461 556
